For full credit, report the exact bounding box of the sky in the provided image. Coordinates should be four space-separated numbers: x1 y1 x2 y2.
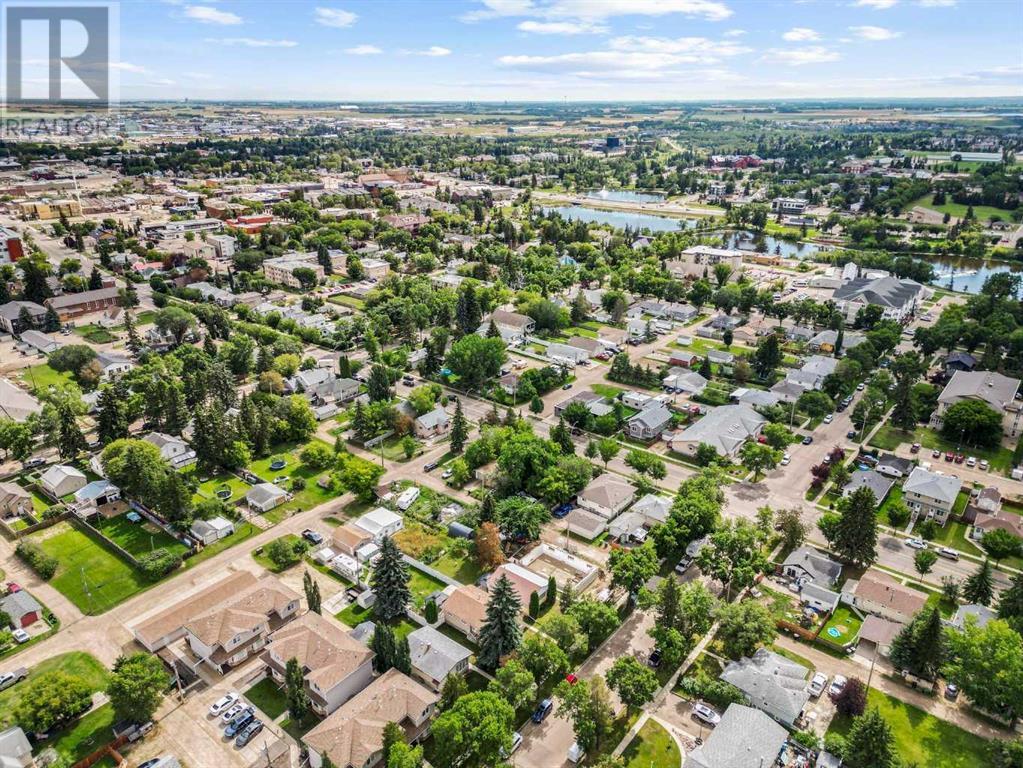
105 0 1023 101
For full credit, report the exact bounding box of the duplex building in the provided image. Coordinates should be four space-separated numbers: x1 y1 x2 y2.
902 466 962 525
930 370 1022 437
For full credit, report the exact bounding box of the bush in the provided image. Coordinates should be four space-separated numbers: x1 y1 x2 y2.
291 476 306 491
16 540 58 580
425 599 438 623
675 675 748 710
137 548 182 579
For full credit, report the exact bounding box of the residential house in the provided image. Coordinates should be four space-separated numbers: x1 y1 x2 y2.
18 329 59 355
143 432 197 470
95 351 134 381
0 301 46 334
0 482 32 517
902 466 962 525
969 506 1023 542
190 516 234 545
668 350 701 368
546 342 589 367
608 494 670 542
876 453 914 479
782 547 842 588
665 246 744 280
476 310 534 343
352 507 404 542
45 287 120 320
497 373 519 396
577 476 636 519
858 614 903 658
441 584 490 643
191 281 237 308
944 351 977 374
808 329 866 355
564 508 608 541
930 370 1022 437
663 368 708 395
845 569 927 624
331 522 375 559
684 704 787 768
719 648 810 728
833 276 925 324
800 582 841 614
304 668 438 768
246 483 290 514
626 402 673 441
265 612 375 716
72 479 121 515
361 258 391 280
842 469 895 503
730 387 781 409
0 590 42 628
488 563 548 607
670 404 766 457
554 390 602 417
951 604 996 631
787 355 838 391
39 464 86 499
0 726 35 768
407 626 472 690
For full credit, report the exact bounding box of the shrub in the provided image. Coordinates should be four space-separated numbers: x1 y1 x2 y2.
425 599 438 623
16 540 58 580
675 676 748 710
137 548 182 580
291 476 306 491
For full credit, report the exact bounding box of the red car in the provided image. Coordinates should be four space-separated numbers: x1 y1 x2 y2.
955 453 965 464
6 582 21 594
945 451 954 462
565 673 579 685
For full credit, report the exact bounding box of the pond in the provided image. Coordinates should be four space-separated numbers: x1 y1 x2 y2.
723 230 821 260
928 256 1023 297
584 188 666 204
544 205 694 232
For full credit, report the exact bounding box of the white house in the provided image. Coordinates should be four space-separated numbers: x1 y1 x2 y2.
190 516 234 545
353 507 404 541
414 406 451 439
902 466 962 526
143 432 197 470
670 404 766 457
39 464 87 499
246 483 290 513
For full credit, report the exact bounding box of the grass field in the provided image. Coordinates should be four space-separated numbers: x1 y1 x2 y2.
41 703 116 765
72 325 117 344
621 719 680 768
0 652 109 731
408 566 447 610
246 440 339 518
193 473 250 504
910 193 1020 224
36 522 151 614
251 534 305 573
93 513 189 559
21 363 73 394
244 677 288 720
335 602 417 640
827 688 995 768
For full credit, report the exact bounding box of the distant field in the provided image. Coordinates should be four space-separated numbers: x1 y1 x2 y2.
911 194 1020 224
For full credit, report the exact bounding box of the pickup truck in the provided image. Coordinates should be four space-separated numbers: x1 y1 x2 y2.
0 667 27 691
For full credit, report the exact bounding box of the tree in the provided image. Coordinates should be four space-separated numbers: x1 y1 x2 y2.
998 572 1023 631
445 335 506 392
941 399 1004 448
439 672 469 711
914 549 938 579
475 522 505 571
394 633 412 675
371 536 411 620
944 619 1023 721
798 390 834 420
889 606 946 680
753 334 781 378
450 398 469 454
554 677 614 752
675 581 717 641
962 559 995 606
568 599 619 648
431 691 515 768
372 624 396 673
106 652 169 723
605 656 658 709
696 519 767 599
608 541 658 598
368 364 392 402
596 438 620 468
335 453 386 501
831 486 878 566
715 600 776 659
775 508 807 551
285 656 310 721
989 739 1023 768
154 306 196 346
14 671 93 734
96 383 131 445
55 399 87 460
304 570 322 614
381 721 404 767
761 422 792 451
831 676 867 717
739 442 780 480
540 613 588 658
982 529 1022 565
517 633 569 683
490 658 536 710
843 709 897 768
495 496 550 541
478 574 522 669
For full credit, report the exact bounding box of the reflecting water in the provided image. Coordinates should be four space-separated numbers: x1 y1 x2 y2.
928 256 1023 296
584 188 666 203
723 231 820 260
544 205 694 232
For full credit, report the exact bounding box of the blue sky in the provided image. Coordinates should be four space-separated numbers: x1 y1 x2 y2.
112 0 1022 101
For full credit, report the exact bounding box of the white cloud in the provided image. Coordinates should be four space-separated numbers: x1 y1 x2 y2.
411 46 452 57
184 5 242 25
723 29 746 37
110 61 148 73
761 46 841 65
849 25 901 40
462 0 732 23
345 44 382 55
783 27 820 41
314 7 358 28
854 0 898 8
517 20 607 34
207 37 298 47
918 0 955 5
608 36 752 59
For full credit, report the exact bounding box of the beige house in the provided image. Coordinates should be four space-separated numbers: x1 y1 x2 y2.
264 612 375 716
331 522 374 558
0 482 32 517
577 476 636 519
846 570 927 624
414 406 451 439
304 668 438 768
441 584 489 643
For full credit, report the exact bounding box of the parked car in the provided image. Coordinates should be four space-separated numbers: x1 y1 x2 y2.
980 459 990 471
6 582 22 594
562 383 573 390
509 732 523 754
856 383 866 391
780 453 790 466
532 699 554 723
552 503 573 519
828 675 847 697
220 703 248 724
647 649 662 669
209 692 239 717
910 443 921 454
21 458 44 469
802 436 813 445
944 683 960 701
565 673 579 685
932 449 941 458
225 710 255 738
945 451 954 462
424 461 439 472
674 557 693 575
301 529 323 545
691 703 721 726
905 538 928 550
823 414 833 424
955 453 965 464
0 667 27 691
966 456 976 467
11 629 29 644
235 719 263 748
441 469 453 479
846 430 857 439
808 672 828 698
937 547 960 561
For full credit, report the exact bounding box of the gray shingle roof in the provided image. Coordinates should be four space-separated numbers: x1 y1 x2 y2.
684 704 787 768
842 469 894 502
408 625 471 682
903 466 962 504
720 648 810 726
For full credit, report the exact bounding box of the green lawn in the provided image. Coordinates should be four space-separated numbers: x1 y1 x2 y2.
281 712 321 741
193 473 250 504
335 602 417 640
93 514 189 558
72 325 117 344
185 521 258 568
910 193 1019 225
246 440 339 518
41 703 116 765
591 383 624 399
868 425 1013 473
36 522 151 614
0 652 109 731
827 688 995 768
252 534 305 573
21 363 73 394
408 566 447 611
821 606 863 644
621 719 680 768
244 677 288 720
431 547 484 586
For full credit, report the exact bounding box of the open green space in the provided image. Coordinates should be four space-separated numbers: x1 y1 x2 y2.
246 440 339 518
35 522 151 614
621 718 680 768
41 703 116 765
334 602 417 641
408 566 447 611
72 325 117 344
821 606 863 644
0 652 109 731
244 677 288 720
590 383 624 399
281 712 322 741
93 513 189 559
21 363 73 394
827 688 996 768
910 193 1020 224
252 534 305 573
868 425 1013 472
193 472 250 504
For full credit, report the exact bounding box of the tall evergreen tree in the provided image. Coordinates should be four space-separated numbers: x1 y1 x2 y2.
832 487 878 565
367 364 392 402
393 634 412 675
843 709 896 768
477 574 522 669
551 417 575 455
43 306 60 332
478 491 496 524
372 624 396 672
371 536 411 620
285 657 310 721
963 559 995 606
889 606 946 680
123 310 143 356
88 267 103 290
998 571 1023 631
450 398 468 454
303 570 322 614
56 401 87 460
96 383 130 445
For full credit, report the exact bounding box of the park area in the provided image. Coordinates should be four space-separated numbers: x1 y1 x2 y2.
827 688 995 768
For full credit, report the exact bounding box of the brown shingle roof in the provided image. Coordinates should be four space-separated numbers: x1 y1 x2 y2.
133 571 257 648
268 612 373 692
441 585 488 635
332 522 373 553
855 570 927 619
185 577 300 648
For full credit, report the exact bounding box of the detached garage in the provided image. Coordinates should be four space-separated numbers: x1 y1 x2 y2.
1 590 42 628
